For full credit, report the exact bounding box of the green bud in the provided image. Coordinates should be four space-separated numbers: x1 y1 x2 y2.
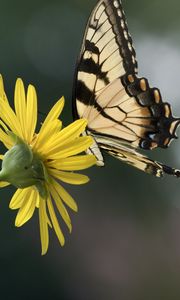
0 134 48 198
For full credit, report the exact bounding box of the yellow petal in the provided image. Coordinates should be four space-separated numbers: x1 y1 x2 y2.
0 120 9 132
26 84 37 143
0 181 10 187
47 154 96 171
45 119 87 152
51 178 77 211
49 169 89 185
49 184 72 232
15 189 36 227
39 198 49 255
14 79 26 138
0 75 8 103
47 197 65 246
46 136 93 159
0 128 13 149
0 98 23 138
9 188 31 209
36 192 40 208
42 97 64 128
33 119 62 152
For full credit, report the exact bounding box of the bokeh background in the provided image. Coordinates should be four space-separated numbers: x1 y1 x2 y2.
0 0 180 299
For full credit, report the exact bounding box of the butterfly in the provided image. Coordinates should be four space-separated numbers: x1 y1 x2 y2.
72 0 180 178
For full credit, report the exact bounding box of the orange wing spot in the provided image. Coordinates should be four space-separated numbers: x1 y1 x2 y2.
169 120 179 136
164 138 170 146
140 79 147 91
128 75 135 83
164 104 171 118
154 89 161 103
150 142 158 149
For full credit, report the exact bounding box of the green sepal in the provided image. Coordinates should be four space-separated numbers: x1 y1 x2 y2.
0 133 49 198
35 181 48 199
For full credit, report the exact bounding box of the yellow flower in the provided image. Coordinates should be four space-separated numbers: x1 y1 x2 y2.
0 76 96 255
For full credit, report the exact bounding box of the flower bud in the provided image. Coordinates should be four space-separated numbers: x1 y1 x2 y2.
0 134 48 198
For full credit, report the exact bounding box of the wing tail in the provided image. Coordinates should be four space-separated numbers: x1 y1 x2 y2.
93 133 180 177
107 147 180 178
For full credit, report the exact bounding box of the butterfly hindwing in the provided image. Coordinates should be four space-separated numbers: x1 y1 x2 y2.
85 74 180 150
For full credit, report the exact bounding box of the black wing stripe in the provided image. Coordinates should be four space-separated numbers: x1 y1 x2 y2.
84 40 99 55
105 0 137 73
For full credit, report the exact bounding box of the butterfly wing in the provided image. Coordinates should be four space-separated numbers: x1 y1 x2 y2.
85 75 180 150
93 133 180 177
73 0 137 119
73 0 180 176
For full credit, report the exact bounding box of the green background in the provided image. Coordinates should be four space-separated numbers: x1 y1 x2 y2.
0 0 180 299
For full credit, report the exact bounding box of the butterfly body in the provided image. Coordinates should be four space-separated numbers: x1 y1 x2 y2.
73 0 180 177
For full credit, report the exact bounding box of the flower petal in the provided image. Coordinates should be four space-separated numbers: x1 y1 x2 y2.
0 75 8 103
49 169 89 185
15 189 36 227
39 198 49 255
33 119 62 152
0 98 23 138
47 154 96 171
14 79 26 138
46 136 93 159
9 188 31 209
0 181 10 187
42 97 64 127
0 128 13 149
48 183 72 232
47 196 65 246
51 178 77 211
26 84 37 143
44 119 87 153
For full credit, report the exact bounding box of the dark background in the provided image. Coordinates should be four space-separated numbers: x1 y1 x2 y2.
0 0 180 299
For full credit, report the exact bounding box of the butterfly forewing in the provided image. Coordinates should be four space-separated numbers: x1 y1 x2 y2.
73 0 137 118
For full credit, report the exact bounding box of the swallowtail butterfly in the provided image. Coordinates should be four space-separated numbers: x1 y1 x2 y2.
73 0 180 178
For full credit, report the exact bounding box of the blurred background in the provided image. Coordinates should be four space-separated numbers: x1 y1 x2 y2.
0 0 180 299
